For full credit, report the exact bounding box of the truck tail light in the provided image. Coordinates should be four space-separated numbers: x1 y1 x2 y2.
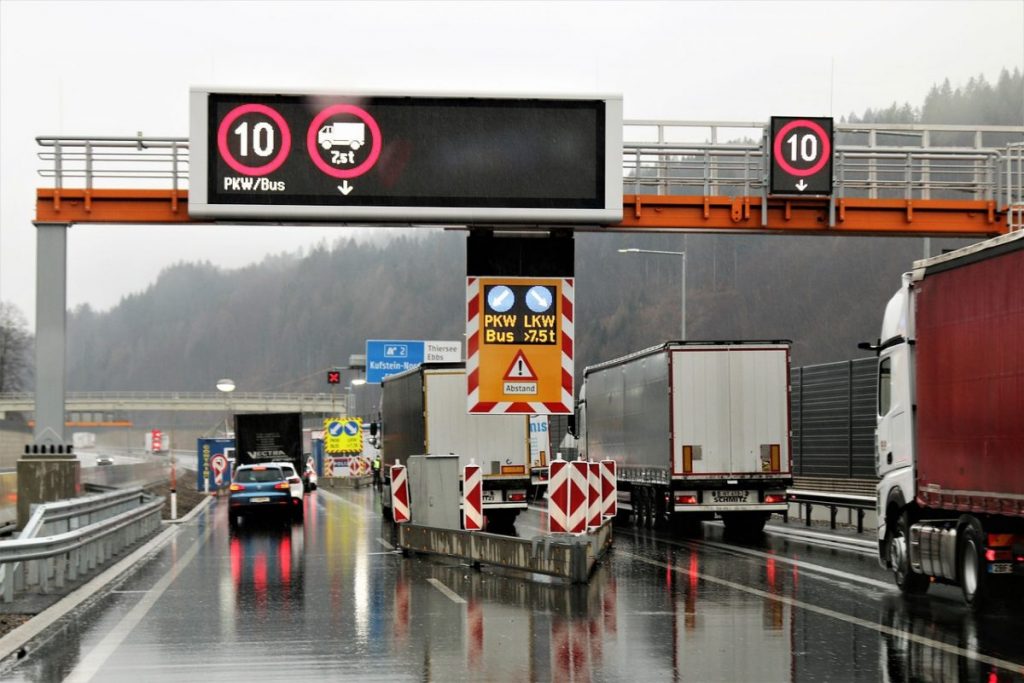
508 491 527 502
765 494 786 504
229 484 245 492
985 549 1011 562
682 446 693 474
675 495 697 504
274 482 291 490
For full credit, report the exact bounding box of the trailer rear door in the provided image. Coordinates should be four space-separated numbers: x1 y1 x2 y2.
671 346 790 475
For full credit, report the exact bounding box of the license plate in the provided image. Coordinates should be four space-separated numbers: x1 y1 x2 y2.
482 490 497 502
990 563 1012 574
710 490 752 504
252 497 270 503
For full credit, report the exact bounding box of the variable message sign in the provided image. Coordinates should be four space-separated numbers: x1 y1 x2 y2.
189 89 623 224
770 116 834 195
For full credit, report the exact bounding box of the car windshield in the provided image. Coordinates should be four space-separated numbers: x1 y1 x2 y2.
235 467 284 483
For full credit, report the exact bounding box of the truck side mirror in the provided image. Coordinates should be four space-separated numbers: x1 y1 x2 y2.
566 415 577 437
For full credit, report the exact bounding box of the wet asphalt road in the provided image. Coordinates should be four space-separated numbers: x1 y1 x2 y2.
4 487 1023 682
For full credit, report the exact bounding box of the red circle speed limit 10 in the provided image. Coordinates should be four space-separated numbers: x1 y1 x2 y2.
770 116 833 196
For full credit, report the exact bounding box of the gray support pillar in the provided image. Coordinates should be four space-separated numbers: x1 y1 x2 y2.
33 222 68 446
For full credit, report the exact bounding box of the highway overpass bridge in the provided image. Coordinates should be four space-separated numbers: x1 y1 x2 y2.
0 391 343 416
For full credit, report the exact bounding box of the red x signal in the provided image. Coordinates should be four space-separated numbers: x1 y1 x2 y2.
327 370 341 385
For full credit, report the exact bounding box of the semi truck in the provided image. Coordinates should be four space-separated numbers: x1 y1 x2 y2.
234 412 310 488
379 363 531 529
863 231 1023 605
572 341 792 535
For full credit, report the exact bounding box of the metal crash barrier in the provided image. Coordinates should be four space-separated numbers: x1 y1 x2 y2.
787 477 877 533
397 521 614 584
0 486 163 602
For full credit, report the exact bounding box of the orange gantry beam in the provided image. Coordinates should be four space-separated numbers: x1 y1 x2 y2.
36 189 1009 237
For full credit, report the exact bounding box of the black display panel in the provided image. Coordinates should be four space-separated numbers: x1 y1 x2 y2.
769 116 834 196
190 90 623 223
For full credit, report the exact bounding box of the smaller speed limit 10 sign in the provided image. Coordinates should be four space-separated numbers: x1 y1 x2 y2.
769 116 833 196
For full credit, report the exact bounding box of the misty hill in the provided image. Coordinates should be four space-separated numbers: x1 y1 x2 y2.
66 231 970 393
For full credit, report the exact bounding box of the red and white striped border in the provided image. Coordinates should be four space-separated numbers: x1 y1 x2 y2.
601 460 617 519
463 464 483 531
568 460 589 534
588 462 602 529
466 277 574 415
390 464 410 523
548 459 569 533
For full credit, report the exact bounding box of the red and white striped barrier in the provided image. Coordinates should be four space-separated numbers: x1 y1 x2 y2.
548 458 569 533
390 462 410 524
568 460 589 534
600 459 617 519
463 462 483 531
588 462 602 530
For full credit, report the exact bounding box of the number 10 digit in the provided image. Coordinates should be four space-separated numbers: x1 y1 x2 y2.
233 121 275 157
785 133 818 163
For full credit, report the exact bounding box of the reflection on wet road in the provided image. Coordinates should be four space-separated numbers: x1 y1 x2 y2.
5 487 1023 681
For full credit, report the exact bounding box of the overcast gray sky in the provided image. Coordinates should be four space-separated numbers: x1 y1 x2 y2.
2 0 1022 327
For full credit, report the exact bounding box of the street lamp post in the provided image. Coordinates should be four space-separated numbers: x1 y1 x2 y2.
617 248 687 341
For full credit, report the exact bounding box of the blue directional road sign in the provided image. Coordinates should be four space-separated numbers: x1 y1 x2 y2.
366 340 424 384
366 339 463 383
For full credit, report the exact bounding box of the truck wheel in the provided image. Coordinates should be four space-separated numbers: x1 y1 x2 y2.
653 492 668 530
888 512 929 594
632 491 645 527
643 489 656 529
958 520 988 607
320 140 331 150
350 141 362 151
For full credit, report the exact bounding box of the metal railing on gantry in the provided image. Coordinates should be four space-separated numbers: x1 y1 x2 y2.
36 122 1024 212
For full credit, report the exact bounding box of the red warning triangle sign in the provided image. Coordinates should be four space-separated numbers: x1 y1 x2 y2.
503 350 538 381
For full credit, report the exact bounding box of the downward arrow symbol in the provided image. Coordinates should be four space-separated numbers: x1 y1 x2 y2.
795 179 808 191
338 181 354 195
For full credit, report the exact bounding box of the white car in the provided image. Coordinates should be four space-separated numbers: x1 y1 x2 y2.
268 462 305 519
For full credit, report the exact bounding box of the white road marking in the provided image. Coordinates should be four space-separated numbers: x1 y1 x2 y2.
428 578 467 604
623 550 1024 675
695 537 893 590
63 519 215 683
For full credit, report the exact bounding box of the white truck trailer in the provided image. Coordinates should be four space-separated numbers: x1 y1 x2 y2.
380 363 531 530
573 341 792 535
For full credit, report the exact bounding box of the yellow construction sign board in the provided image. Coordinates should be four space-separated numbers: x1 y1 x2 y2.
467 276 573 414
324 417 362 453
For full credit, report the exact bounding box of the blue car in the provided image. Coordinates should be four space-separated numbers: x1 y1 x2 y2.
228 464 297 527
